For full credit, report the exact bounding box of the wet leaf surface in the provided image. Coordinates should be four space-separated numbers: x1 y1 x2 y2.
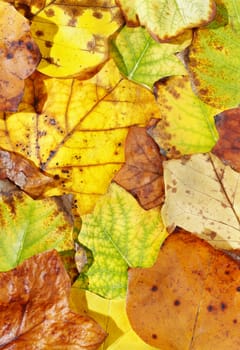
127 229 240 350
0 249 106 349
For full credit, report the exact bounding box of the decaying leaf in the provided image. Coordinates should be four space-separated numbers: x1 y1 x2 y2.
16 0 124 78
0 2 41 111
0 149 54 197
0 249 106 349
77 183 167 298
0 190 74 271
151 75 219 157
70 289 158 350
114 126 165 210
110 26 191 89
116 0 216 41
0 59 161 214
162 153 240 249
127 229 240 350
212 108 240 172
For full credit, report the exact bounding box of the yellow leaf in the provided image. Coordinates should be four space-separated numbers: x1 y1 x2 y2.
0 59 161 214
28 0 124 77
70 288 158 350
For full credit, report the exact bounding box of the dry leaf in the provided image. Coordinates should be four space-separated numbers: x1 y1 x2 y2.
114 126 165 209
127 229 240 350
0 2 41 111
0 249 106 349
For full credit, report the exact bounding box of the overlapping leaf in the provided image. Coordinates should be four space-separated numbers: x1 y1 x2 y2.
162 153 240 249
114 126 165 210
0 250 106 349
0 59 161 214
0 2 40 111
150 75 219 157
0 190 74 271
77 183 167 298
116 0 216 41
110 26 191 88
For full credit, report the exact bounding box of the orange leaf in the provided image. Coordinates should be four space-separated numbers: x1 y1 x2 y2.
0 250 106 349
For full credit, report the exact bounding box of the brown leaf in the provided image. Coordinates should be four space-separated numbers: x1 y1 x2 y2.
0 250 106 349
0 149 54 197
0 2 41 112
127 229 240 350
212 108 240 172
114 126 165 209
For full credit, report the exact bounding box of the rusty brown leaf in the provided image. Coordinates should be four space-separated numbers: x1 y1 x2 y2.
0 2 41 112
114 126 165 209
127 229 240 350
0 249 106 349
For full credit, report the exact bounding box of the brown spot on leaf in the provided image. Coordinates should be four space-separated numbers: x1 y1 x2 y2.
44 8 55 17
93 11 103 19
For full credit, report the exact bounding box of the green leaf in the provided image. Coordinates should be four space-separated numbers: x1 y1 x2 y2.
188 1 240 109
77 183 167 298
110 26 191 89
0 191 73 271
116 0 216 41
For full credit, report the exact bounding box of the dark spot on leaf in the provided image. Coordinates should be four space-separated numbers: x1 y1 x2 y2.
233 319 238 324
54 175 60 180
45 41 53 48
236 286 240 292
45 8 55 17
152 334 157 339
49 118 56 125
174 299 180 306
35 30 44 37
6 53 14 59
26 42 34 51
93 11 103 19
207 305 214 312
151 285 158 292
221 302 227 311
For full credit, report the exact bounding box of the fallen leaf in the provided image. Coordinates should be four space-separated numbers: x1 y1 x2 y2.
212 108 240 172
110 26 191 89
0 149 54 197
126 229 240 350
116 0 216 41
187 0 240 109
161 153 240 249
0 249 106 349
0 59 161 214
77 183 167 298
150 75 219 157
17 0 124 78
70 289 158 350
0 2 41 111
114 126 165 210
0 190 74 271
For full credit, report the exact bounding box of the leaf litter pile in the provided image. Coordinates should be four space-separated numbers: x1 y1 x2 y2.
1 0 240 349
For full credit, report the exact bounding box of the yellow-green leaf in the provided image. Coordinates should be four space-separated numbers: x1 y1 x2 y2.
116 0 216 41
151 75 219 157
0 59 161 214
77 183 167 298
70 288 158 350
110 26 191 89
0 190 73 271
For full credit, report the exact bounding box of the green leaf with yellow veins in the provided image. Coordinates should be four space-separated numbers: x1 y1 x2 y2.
0 190 73 271
116 0 216 41
14 0 123 78
187 1 240 109
77 183 167 299
70 289 158 350
150 75 220 157
110 26 191 89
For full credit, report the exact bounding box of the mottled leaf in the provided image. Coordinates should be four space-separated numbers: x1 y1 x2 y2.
0 250 106 349
116 0 216 41
0 190 74 271
150 75 219 157
77 183 167 298
127 230 240 350
212 108 240 172
0 2 40 111
114 126 165 210
162 153 240 249
110 26 191 88
0 60 161 214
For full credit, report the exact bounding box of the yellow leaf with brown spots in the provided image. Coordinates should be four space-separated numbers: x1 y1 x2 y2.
10 0 124 78
0 59 161 214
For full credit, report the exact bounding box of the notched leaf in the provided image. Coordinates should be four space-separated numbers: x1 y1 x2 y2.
0 249 107 349
0 2 41 111
127 229 240 350
114 126 165 210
